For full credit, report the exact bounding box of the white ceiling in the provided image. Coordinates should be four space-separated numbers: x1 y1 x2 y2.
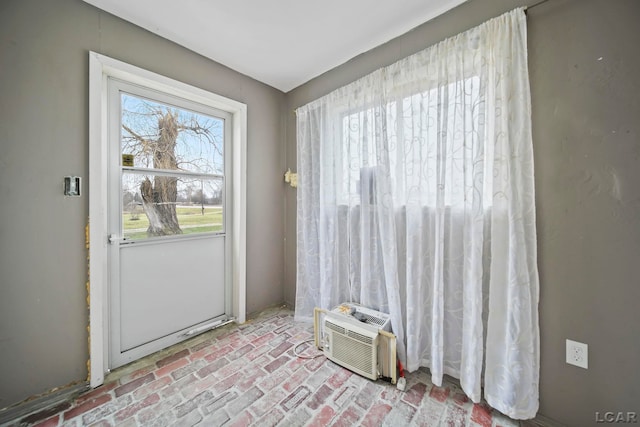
82 0 467 92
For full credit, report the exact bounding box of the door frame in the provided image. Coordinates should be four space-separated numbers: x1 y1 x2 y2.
88 51 247 388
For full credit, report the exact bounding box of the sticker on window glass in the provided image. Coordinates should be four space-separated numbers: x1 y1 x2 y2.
122 154 134 167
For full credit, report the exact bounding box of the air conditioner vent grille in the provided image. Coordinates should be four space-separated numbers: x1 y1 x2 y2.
325 321 345 335
360 313 386 326
332 332 374 375
346 329 373 344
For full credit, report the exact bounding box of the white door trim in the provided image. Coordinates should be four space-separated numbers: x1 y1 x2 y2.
88 51 247 388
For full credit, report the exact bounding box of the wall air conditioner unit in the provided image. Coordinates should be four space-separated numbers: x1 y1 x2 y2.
314 304 396 384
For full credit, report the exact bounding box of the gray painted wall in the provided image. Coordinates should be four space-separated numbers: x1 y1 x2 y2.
529 1 640 425
284 0 640 426
0 0 285 409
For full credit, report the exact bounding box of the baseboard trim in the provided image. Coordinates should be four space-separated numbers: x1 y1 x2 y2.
0 382 89 426
529 413 568 427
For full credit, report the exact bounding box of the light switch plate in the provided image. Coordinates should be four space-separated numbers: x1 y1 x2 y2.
64 176 81 197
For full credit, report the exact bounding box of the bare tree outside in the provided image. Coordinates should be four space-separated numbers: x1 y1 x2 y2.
121 94 224 238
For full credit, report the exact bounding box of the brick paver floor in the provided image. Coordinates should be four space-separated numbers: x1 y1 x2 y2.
9 306 554 426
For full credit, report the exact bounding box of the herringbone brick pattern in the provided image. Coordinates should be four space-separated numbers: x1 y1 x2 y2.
11 306 551 427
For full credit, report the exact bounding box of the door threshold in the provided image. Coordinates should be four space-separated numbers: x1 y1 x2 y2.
181 316 236 338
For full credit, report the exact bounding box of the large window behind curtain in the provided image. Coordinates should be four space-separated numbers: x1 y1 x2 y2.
295 8 540 419
339 76 490 208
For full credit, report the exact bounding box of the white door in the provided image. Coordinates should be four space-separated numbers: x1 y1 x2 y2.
107 79 232 368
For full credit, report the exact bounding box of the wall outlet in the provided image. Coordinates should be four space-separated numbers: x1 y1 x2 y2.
566 339 588 369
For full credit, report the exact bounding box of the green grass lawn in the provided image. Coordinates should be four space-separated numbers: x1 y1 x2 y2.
123 206 223 239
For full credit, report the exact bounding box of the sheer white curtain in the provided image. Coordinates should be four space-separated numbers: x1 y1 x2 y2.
295 8 539 419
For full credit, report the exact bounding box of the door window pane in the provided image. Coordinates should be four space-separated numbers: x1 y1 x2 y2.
122 173 224 240
121 93 224 175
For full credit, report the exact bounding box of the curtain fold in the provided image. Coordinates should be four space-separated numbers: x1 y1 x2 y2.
295 8 539 419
